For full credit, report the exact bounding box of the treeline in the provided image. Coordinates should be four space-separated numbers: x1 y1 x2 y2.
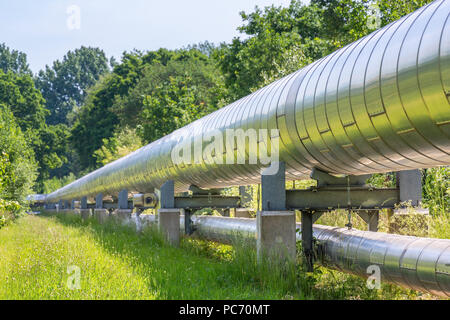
0 0 435 202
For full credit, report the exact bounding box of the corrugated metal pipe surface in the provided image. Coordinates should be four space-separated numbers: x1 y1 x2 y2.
46 0 450 201
189 216 450 298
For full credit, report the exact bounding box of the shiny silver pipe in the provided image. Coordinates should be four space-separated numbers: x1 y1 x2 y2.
46 0 450 201
189 216 450 298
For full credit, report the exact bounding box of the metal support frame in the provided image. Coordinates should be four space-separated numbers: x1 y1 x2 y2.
356 210 379 232
159 180 174 209
184 208 194 235
174 195 240 209
95 193 103 209
118 189 129 210
397 169 422 206
261 162 286 211
81 196 88 210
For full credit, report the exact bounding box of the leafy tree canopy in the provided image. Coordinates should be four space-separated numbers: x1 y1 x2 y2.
36 46 110 125
0 104 37 202
0 43 32 75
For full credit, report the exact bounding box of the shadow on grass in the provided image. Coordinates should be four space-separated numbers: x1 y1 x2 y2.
37 211 419 300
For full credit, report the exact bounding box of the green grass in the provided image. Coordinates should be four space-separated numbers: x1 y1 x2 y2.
0 212 441 300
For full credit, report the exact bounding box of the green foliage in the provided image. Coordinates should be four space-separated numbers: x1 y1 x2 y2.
0 69 68 190
0 213 431 299
112 49 225 143
71 48 225 170
42 172 77 194
0 104 37 202
0 43 32 75
0 70 47 131
376 0 434 26
70 74 121 170
36 46 110 125
0 198 22 229
423 167 450 216
94 128 143 166
214 0 433 101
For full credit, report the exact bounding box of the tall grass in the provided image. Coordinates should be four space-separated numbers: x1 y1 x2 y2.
0 212 439 300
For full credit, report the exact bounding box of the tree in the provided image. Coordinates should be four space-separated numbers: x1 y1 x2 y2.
94 128 143 166
71 48 225 169
214 1 333 100
0 69 67 190
376 0 434 27
70 74 121 170
0 104 37 202
36 46 110 125
0 70 47 131
112 49 226 142
0 43 32 75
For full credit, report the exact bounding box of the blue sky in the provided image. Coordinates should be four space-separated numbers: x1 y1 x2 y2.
0 0 293 73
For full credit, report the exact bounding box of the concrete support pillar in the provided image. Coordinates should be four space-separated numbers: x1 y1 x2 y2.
94 209 109 224
114 189 132 224
80 209 92 221
157 180 180 246
71 200 76 210
257 162 296 264
111 209 132 224
158 209 181 246
257 211 296 263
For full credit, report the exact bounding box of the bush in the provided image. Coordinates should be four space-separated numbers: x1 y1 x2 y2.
0 198 22 228
0 104 37 202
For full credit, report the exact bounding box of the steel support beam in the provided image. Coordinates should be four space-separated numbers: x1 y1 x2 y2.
174 195 240 209
118 189 129 210
286 188 399 211
356 210 379 232
81 196 88 210
261 162 286 211
160 180 174 209
184 208 194 235
95 193 103 209
398 169 422 206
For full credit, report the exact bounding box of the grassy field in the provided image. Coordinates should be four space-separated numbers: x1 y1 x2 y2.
0 212 441 300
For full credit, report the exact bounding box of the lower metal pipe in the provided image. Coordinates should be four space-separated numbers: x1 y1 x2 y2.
189 216 450 298
124 213 450 297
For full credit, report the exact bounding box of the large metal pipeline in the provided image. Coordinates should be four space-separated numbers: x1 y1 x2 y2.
46 0 450 201
179 215 449 298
